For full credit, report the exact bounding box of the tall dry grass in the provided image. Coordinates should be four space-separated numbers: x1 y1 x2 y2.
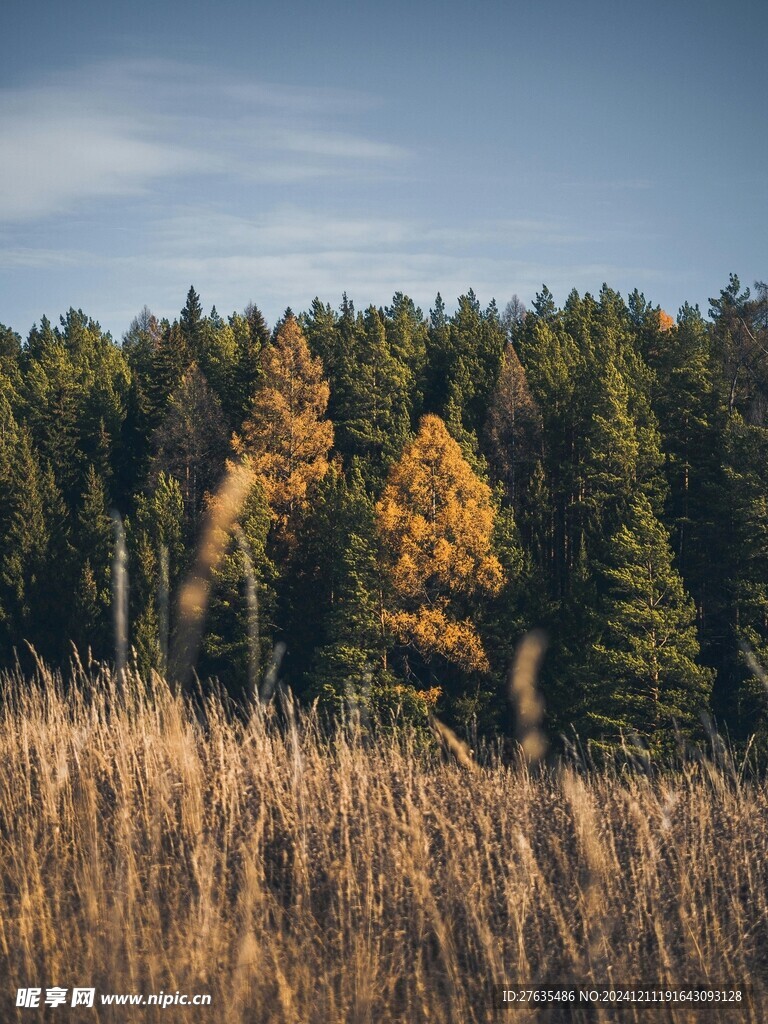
0 666 766 1022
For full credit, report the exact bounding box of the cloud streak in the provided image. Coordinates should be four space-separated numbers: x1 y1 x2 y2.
0 60 409 223
0 59 666 337
115 205 659 324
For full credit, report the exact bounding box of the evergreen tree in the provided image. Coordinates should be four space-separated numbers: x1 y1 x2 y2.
424 292 452 415
201 479 276 702
196 313 238 415
581 359 639 537
483 345 543 509
230 305 270 426
20 339 83 505
709 274 768 421
180 285 204 355
0 427 52 661
581 493 712 755
20 310 130 510
145 320 189 428
384 292 427 416
150 365 228 540
333 306 412 484
73 465 114 659
649 303 727 683
129 473 186 674
0 324 21 386
299 466 388 702
720 416 768 735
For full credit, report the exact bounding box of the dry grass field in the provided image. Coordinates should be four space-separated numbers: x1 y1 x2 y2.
1 666 766 1023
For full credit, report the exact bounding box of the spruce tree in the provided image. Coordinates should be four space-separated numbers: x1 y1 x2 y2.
303 466 388 703
483 345 543 509
201 479 276 702
73 465 114 659
582 492 712 755
333 306 411 485
129 473 186 674
150 365 228 540
180 286 204 355
0 428 51 661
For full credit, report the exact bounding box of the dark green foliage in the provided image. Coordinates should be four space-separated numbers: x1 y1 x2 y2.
3 274 768 755
579 493 713 756
333 306 412 484
72 466 114 659
0 325 21 387
424 289 506 440
0 418 70 665
150 364 228 540
709 274 768 420
180 285 203 352
482 345 543 510
128 472 186 675
230 305 270 427
19 310 130 509
200 480 277 702
305 465 388 702
719 417 768 734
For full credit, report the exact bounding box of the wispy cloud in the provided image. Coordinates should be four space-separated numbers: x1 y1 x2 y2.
148 206 591 257
0 59 664 336
116 205 657 321
0 60 409 223
0 245 96 270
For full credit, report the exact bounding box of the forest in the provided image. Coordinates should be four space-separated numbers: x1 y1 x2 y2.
1 275 767 760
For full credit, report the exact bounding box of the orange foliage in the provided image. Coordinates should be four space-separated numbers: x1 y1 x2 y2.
237 315 333 536
377 414 503 672
385 607 492 673
658 310 675 332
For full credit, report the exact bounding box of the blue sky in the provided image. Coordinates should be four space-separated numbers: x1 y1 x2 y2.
1 0 766 339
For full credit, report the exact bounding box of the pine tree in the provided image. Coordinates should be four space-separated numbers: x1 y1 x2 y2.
230 305 270 426
333 306 411 484
145 320 189 428
720 416 768 735
196 313 238 415
20 340 83 506
180 286 204 355
299 466 388 703
384 292 427 416
129 473 186 674
424 292 452 414
0 324 21 385
0 427 51 660
20 310 130 511
709 274 768 420
73 465 114 658
581 359 639 537
582 492 712 754
447 291 507 436
201 478 276 702
483 345 543 509
151 365 228 539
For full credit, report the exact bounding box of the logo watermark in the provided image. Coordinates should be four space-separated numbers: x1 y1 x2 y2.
16 987 211 1010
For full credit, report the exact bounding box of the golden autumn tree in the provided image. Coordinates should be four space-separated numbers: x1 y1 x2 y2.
376 413 504 673
236 314 333 539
